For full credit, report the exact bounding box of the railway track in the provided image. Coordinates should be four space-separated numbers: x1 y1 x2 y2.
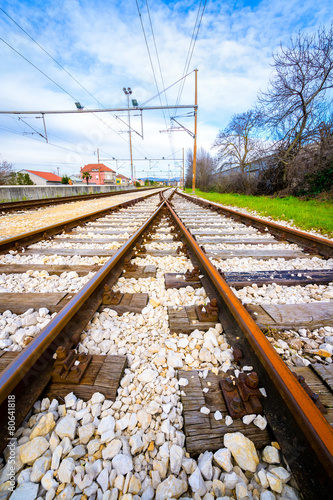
0 188 332 499
0 187 155 214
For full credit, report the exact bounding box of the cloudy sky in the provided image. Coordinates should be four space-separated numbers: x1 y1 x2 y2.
0 0 331 180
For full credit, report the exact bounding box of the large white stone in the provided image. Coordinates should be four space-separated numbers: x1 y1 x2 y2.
138 369 158 384
260 491 276 500
198 450 213 480
97 468 109 493
129 434 144 455
112 454 134 475
55 415 77 440
188 467 206 496
155 475 187 500
137 410 151 430
9 481 39 500
224 432 259 472
41 470 59 491
224 471 239 490
30 413 55 440
102 439 122 460
58 457 75 483
78 423 95 444
267 471 283 493
167 351 183 368
98 415 115 435
270 466 291 483
30 455 51 482
19 436 49 464
213 448 233 472
51 444 62 470
170 444 184 475
262 445 280 464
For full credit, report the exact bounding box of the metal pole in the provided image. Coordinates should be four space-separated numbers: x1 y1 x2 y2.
192 69 198 194
182 147 185 191
127 95 134 183
97 148 101 185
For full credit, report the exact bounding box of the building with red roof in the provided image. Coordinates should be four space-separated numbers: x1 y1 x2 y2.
81 164 116 185
18 170 62 185
116 173 130 186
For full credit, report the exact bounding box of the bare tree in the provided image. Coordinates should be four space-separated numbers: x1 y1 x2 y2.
185 147 216 190
258 24 333 164
213 110 263 174
0 160 14 185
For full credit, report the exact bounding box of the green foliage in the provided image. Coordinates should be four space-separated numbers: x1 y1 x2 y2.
8 172 34 185
301 164 333 195
185 189 333 236
81 171 92 185
135 181 141 187
61 175 71 184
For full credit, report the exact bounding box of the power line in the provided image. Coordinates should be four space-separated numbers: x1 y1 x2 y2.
0 7 105 108
175 0 207 109
135 0 168 129
0 37 79 102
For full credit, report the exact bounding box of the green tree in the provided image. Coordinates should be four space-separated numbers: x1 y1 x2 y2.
81 171 92 185
61 175 70 184
7 172 34 185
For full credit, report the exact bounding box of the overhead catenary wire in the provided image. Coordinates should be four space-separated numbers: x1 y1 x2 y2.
175 0 207 110
135 0 168 130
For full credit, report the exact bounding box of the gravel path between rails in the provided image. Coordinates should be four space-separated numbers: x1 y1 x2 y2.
0 189 163 241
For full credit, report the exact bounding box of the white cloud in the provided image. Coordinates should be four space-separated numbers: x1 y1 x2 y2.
0 0 332 178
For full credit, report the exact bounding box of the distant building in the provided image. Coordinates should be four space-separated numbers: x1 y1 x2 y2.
116 174 131 186
69 175 84 184
136 179 145 186
18 170 62 185
81 164 116 185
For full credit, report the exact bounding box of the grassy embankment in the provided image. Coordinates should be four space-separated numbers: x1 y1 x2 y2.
184 189 333 237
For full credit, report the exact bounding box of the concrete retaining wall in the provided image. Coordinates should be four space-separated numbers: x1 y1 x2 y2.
0 185 133 202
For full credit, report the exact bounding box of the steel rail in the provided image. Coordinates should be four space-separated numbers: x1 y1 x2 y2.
177 191 333 258
164 197 333 482
0 200 166 406
0 187 156 212
0 188 164 253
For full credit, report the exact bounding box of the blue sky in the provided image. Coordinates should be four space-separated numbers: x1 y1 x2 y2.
0 0 332 179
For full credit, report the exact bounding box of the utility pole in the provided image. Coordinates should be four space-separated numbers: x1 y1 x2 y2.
96 148 101 185
192 69 198 194
123 87 134 183
182 147 185 191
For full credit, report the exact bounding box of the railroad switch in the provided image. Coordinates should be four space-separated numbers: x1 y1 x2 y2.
185 265 200 282
102 285 123 305
195 298 219 322
220 371 263 418
52 347 92 384
292 372 327 414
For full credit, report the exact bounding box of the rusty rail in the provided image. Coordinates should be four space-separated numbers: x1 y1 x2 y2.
0 186 157 213
177 190 333 258
0 188 165 253
164 194 333 494
0 200 166 407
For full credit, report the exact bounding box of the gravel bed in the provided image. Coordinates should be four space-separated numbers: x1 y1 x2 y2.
0 271 95 294
0 190 162 240
0 308 56 351
233 282 333 305
28 242 123 250
265 325 333 368
0 218 301 499
0 252 109 266
204 243 300 250
211 256 333 272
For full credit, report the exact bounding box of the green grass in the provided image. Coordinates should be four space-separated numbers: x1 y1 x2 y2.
184 189 333 237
